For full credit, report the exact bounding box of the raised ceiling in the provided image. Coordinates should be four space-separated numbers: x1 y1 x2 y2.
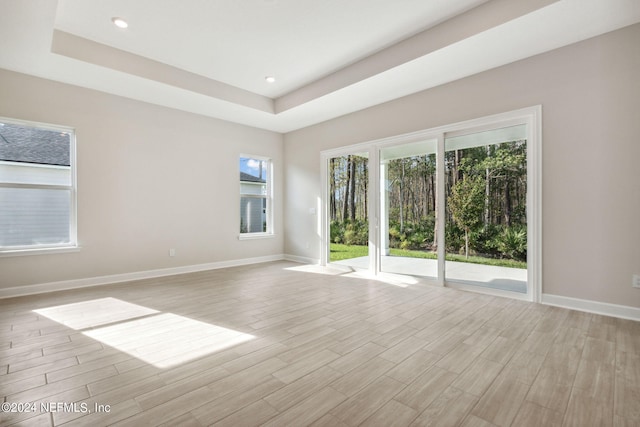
1 0 639 132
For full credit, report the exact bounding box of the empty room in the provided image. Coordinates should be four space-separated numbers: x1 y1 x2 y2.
1 0 639 426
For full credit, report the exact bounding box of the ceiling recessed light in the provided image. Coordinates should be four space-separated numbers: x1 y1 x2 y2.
112 17 128 29
265 76 276 83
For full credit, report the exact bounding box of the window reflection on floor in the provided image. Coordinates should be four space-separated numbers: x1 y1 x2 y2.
34 298 254 368
34 297 159 330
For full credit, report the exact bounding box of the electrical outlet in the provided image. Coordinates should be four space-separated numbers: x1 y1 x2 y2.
633 274 640 288
169 248 176 257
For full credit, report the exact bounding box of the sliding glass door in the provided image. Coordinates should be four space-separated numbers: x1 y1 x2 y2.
444 125 528 293
326 151 370 270
322 107 540 300
379 140 439 279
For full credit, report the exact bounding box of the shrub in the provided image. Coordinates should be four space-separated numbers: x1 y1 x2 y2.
470 224 501 257
400 240 413 250
343 229 358 245
330 220 345 244
387 218 435 250
407 231 428 250
445 224 465 253
332 219 368 246
497 226 527 261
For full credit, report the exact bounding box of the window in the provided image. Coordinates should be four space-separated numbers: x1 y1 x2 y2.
239 156 272 237
0 118 77 254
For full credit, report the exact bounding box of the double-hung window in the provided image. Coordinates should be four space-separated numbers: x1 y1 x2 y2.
0 118 77 254
239 156 272 238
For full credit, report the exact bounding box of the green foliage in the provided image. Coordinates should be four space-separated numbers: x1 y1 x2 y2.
387 216 434 251
445 223 465 254
332 217 526 262
330 243 526 269
332 219 368 246
497 226 527 261
330 243 368 261
448 176 485 257
470 225 501 256
480 142 526 176
330 220 345 243
448 176 485 233
399 239 412 250
511 204 527 225
329 140 528 263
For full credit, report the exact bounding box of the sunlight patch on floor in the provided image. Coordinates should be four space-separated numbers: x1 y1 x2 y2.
285 264 355 276
285 264 419 287
34 298 255 368
83 313 254 368
34 297 159 330
343 270 418 287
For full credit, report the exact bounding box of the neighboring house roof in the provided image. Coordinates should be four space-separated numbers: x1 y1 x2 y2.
240 171 265 183
0 122 70 166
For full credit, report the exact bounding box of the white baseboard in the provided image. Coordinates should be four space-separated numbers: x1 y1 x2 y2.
0 254 286 299
542 293 640 321
283 254 320 265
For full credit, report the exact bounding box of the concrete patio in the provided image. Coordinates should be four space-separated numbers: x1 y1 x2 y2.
334 255 527 293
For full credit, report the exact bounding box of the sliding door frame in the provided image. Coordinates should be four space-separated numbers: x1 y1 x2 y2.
320 144 377 272
320 106 542 302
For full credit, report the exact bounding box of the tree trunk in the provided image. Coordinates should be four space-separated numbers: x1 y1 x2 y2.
399 160 405 232
454 150 463 184
504 180 512 227
423 159 429 217
329 158 336 221
464 227 470 259
363 161 368 217
349 156 356 221
432 173 438 250
343 156 351 221
484 146 490 228
430 173 436 215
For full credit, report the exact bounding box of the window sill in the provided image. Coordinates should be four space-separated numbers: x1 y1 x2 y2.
0 246 81 257
238 233 275 241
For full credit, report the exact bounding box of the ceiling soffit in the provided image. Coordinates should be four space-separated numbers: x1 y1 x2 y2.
50 0 557 115
2 0 639 132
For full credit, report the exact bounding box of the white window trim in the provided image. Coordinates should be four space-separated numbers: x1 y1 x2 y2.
0 246 81 258
239 154 274 239
0 117 78 256
238 233 275 241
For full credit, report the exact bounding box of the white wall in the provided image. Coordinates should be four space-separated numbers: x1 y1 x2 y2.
0 69 283 290
1 24 639 310
283 23 640 308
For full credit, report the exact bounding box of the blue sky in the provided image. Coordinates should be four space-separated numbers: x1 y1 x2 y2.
240 157 266 180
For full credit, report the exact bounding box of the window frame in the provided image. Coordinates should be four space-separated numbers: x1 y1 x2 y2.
0 117 78 256
238 154 273 240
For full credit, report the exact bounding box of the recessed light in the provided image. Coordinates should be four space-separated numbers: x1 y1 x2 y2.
112 17 128 29
265 76 276 83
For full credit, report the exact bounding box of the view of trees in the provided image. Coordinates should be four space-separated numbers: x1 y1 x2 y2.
329 155 369 246
329 139 528 264
446 141 527 262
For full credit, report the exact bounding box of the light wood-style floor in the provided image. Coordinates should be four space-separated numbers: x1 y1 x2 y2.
1 261 639 427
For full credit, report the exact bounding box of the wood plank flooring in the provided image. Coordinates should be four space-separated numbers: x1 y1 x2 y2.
1 261 639 426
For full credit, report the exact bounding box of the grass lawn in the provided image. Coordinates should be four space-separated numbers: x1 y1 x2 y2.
330 243 526 269
330 243 369 261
